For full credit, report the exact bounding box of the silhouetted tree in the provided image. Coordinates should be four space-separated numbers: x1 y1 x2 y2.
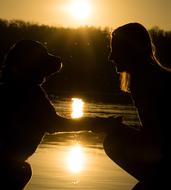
0 19 171 102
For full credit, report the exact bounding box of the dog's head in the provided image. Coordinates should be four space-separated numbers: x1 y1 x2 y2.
2 40 62 84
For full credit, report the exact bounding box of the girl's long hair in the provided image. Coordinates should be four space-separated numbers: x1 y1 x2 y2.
120 72 131 93
112 23 171 92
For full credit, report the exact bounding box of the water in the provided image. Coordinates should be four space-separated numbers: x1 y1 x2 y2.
25 97 139 190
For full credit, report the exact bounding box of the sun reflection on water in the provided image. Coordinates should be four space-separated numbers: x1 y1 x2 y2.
67 144 84 173
71 98 84 118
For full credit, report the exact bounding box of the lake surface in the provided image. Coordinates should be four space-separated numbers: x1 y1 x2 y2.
25 97 139 190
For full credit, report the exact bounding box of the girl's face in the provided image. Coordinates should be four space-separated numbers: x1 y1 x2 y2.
109 35 142 74
109 47 131 73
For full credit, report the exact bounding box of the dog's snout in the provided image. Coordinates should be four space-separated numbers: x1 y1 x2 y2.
56 56 63 70
52 55 62 71
45 54 63 76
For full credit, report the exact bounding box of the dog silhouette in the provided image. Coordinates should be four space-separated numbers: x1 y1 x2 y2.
0 40 62 189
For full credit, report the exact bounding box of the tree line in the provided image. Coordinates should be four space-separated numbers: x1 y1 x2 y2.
0 19 171 102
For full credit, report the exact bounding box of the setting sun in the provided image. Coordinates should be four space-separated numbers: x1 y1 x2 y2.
69 0 91 20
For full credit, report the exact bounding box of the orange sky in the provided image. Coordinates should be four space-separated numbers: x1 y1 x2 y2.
0 0 171 30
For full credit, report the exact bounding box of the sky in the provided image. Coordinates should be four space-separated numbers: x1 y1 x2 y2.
0 0 171 31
